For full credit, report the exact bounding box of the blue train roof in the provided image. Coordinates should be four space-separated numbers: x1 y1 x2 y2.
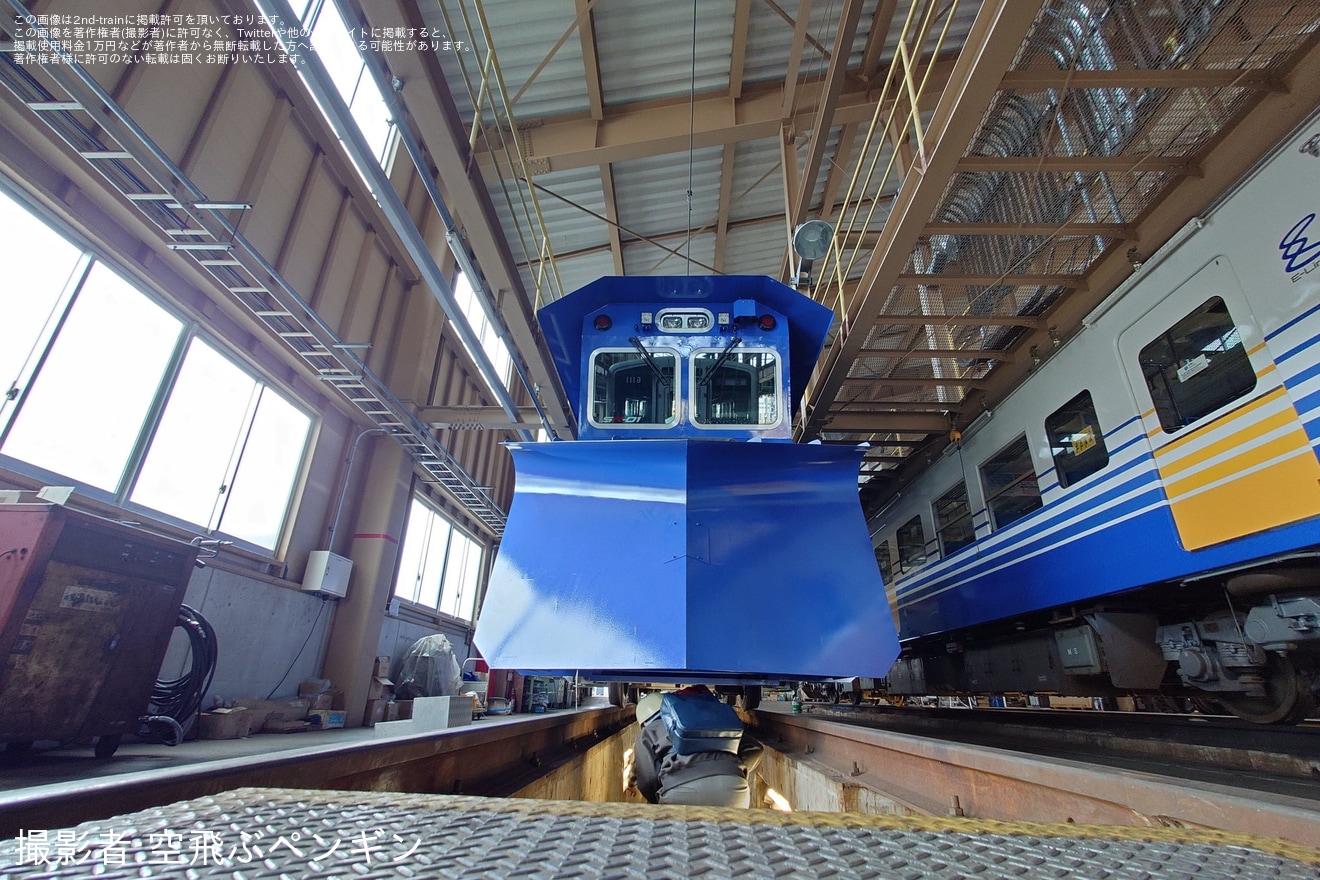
538 275 835 422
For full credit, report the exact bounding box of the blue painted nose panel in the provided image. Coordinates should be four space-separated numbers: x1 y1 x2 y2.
474 440 899 679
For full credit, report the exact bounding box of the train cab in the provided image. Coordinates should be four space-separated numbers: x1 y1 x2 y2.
537 274 830 442
473 275 900 687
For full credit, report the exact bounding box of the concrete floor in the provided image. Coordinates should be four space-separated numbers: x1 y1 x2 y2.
0 697 614 793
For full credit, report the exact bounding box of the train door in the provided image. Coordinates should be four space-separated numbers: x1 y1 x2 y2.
1116 257 1320 550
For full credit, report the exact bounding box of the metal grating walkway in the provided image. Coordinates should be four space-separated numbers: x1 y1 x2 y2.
2 787 1317 878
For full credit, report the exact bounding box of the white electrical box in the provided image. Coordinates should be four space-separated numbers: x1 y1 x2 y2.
302 550 351 598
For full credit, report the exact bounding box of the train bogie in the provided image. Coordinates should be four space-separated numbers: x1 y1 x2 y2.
874 108 1320 723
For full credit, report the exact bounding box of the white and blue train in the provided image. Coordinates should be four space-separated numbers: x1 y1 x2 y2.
873 111 1320 723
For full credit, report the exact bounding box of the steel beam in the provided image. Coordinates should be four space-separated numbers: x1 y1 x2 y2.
954 155 1195 173
574 0 604 121
801 0 1045 437
859 347 1015 362
999 68 1284 91
820 412 951 432
790 0 863 224
473 60 955 176
894 273 1084 289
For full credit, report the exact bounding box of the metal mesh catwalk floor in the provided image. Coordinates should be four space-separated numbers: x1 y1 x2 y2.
2 787 1317 878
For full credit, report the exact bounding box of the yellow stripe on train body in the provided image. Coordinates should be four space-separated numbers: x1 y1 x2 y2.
1151 388 1320 550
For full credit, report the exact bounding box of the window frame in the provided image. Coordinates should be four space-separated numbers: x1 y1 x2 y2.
586 346 681 430
392 493 487 622
0 188 316 555
979 434 1043 532
1045 390 1110 490
688 346 782 430
933 481 975 556
1138 295 1257 434
895 514 928 575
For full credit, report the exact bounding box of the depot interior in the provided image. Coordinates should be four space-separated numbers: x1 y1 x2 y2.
0 0 1317 772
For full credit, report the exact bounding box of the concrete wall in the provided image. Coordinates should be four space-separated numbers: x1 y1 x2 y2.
376 611 475 683
154 557 476 717
753 745 918 815
160 563 334 706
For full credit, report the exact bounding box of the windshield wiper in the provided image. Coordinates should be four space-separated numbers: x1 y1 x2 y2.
628 337 671 388
699 337 743 387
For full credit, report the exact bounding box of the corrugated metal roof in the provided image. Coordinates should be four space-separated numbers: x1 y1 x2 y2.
612 146 724 241
594 2 736 106
423 0 591 121
623 232 717 277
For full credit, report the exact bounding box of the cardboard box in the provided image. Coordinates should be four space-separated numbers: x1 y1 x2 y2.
307 709 345 729
241 698 310 732
199 708 252 740
394 700 412 720
363 699 387 727
373 655 391 677
366 676 394 701
298 678 333 697
307 689 345 710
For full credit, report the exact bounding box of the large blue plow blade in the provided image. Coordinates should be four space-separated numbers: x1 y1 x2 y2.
474 440 900 680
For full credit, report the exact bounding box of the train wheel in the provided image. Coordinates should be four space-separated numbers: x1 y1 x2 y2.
849 689 862 706
608 682 630 707
1218 655 1314 725
741 686 762 711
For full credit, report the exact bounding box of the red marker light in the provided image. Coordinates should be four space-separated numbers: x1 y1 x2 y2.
594 314 612 331
758 314 777 331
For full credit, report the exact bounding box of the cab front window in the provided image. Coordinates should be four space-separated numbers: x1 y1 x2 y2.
588 349 678 428
691 348 780 427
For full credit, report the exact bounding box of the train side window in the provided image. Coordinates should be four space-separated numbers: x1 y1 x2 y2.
934 482 975 555
1045 390 1109 489
980 434 1042 530
896 515 927 574
588 349 678 427
1138 296 1256 433
875 539 893 582
691 348 780 426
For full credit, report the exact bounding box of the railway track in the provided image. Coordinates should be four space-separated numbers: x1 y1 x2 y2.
788 700 1320 791
0 701 1315 852
749 703 1320 847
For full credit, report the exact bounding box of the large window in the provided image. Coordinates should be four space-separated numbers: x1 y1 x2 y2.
394 497 485 621
297 0 397 171
1045 390 1110 489
2 263 184 490
129 339 311 549
934 482 975 556
980 435 1042 531
896 515 927 574
454 271 514 390
1139 296 1256 433
0 189 312 552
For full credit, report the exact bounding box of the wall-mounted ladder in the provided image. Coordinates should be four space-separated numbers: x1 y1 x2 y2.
0 14 507 535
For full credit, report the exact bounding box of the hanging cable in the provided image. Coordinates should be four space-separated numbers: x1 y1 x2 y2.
137 604 218 745
685 0 697 275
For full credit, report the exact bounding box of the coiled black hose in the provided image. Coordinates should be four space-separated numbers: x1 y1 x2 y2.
137 604 217 744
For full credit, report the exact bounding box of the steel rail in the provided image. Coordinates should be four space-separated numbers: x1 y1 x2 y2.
750 708 1320 849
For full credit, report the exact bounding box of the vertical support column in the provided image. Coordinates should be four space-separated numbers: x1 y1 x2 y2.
321 434 412 726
